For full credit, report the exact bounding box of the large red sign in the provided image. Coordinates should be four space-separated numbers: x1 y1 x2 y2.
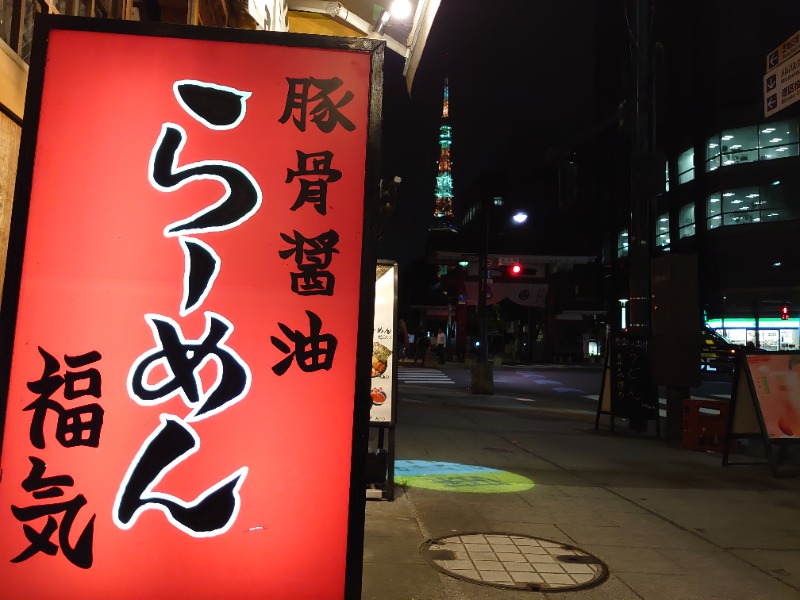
0 17 381 599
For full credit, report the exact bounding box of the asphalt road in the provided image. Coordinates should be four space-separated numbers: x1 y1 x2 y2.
397 363 735 420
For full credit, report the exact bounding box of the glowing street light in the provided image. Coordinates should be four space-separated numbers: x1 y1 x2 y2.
473 200 530 395
390 0 412 20
373 0 413 34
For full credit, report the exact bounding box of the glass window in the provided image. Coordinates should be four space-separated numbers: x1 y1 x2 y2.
655 213 670 247
706 134 721 172
759 120 800 160
706 182 798 230
617 230 629 258
707 193 722 230
664 160 670 192
679 204 695 238
719 125 758 167
721 187 759 226
677 148 694 184
759 179 798 222
705 119 799 171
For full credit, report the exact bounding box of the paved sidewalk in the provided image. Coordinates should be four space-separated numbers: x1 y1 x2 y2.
361 385 800 600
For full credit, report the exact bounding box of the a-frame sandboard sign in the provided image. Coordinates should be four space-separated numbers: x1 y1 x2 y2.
595 332 660 435
722 351 800 477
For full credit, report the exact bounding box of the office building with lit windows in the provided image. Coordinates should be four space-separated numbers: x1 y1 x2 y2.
597 0 800 351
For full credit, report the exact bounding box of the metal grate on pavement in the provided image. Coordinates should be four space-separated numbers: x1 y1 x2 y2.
421 533 608 592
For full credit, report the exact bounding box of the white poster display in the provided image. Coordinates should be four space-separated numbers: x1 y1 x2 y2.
370 262 397 423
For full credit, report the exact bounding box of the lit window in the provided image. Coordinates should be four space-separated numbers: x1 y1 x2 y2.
706 120 799 169
706 182 797 230
617 230 629 258
655 213 670 248
679 204 695 238
706 135 720 172
677 148 694 184
664 160 670 192
760 120 799 160
707 193 722 229
718 125 758 166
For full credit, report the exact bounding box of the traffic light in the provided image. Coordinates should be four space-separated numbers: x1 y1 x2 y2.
781 305 790 320
508 263 523 276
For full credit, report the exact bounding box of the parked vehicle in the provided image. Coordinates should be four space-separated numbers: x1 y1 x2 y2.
701 328 739 373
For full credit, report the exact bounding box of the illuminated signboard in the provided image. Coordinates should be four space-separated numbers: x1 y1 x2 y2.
744 353 800 439
370 261 397 424
0 16 382 599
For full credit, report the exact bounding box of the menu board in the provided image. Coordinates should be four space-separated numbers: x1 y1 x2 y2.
609 333 658 422
370 262 397 424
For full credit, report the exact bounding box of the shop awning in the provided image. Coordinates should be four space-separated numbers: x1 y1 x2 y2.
286 0 441 92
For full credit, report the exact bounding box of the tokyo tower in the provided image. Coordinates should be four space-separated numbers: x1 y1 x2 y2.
429 77 457 232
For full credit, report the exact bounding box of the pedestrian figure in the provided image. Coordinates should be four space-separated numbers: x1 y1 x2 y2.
435 327 446 364
398 318 409 364
414 331 430 366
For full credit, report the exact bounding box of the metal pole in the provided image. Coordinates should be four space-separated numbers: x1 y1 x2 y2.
477 198 489 364
627 0 654 432
628 0 652 335
471 196 493 394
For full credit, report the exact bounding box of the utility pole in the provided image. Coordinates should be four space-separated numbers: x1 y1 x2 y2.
627 0 653 337
626 0 660 433
471 196 494 395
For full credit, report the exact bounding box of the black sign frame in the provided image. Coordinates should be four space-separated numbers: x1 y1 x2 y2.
596 332 660 434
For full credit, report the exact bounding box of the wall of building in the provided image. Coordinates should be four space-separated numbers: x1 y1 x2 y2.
0 39 26 307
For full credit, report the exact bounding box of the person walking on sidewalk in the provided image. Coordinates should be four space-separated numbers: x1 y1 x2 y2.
435 327 446 364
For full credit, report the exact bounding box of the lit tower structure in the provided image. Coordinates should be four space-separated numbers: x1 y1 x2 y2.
430 77 457 232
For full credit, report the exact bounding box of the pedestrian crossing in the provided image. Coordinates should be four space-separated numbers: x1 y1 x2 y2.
397 368 455 385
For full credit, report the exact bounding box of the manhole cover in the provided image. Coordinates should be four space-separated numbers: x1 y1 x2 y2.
421 533 608 592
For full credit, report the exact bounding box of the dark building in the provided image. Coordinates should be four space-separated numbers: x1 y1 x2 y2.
420 0 800 363
589 0 800 351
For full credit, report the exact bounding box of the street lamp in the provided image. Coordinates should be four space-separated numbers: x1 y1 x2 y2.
619 298 629 330
372 0 412 34
472 197 527 395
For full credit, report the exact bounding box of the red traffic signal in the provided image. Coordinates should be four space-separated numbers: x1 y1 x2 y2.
781 305 790 320
509 263 523 276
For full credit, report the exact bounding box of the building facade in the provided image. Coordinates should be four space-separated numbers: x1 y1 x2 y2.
595 0 800 350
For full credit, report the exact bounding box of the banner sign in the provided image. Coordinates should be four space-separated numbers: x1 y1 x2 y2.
742 353 800 439
0 16 382 599
723 352 800 476
370 262 397 424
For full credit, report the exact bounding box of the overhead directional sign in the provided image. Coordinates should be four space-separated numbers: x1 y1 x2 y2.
764 54 800 117
766 29 800 70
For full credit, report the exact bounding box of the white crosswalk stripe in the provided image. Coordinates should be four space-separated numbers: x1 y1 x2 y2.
397 368 455 385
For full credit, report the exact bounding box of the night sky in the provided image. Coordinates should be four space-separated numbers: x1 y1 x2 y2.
376 0 602 269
